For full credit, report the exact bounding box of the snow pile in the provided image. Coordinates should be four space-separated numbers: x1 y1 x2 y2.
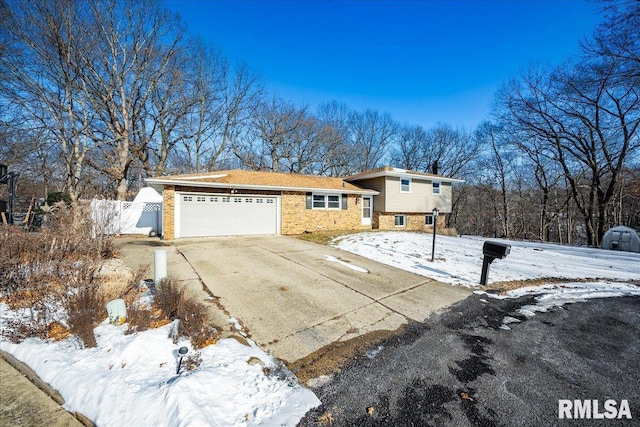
335 232 640 287
0 313 319 427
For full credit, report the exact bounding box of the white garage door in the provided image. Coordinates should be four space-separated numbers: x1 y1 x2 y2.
178 194 278 237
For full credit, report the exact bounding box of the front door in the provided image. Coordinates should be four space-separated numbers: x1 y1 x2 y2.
362 196 372 225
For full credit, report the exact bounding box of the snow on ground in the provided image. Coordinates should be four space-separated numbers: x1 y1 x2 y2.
476 281 640 329
324 255 369 273
0 308 319 427
335 232 640 287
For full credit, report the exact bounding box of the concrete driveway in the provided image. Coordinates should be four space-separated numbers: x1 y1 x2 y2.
173 235 471 363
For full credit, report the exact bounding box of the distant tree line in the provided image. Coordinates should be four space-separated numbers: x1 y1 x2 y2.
1 0 638 245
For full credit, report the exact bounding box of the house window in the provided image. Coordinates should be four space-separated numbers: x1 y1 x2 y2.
327 195 340 209
432 181 441 195
400 178 411 193
312 193 340 209
394 214 406 227
313 194 325 208
425 214 434 225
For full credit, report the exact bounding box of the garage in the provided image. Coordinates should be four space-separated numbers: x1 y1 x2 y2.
177 193 279 238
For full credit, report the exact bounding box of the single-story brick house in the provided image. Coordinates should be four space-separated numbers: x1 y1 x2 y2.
145 167 463 239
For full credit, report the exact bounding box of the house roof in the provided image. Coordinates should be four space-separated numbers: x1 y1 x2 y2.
145 169 379 195
345 166 465 183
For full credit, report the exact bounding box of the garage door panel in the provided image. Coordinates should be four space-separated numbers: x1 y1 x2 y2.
179 194 278 237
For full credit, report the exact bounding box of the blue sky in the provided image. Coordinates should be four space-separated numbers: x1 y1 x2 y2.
167 0 602 129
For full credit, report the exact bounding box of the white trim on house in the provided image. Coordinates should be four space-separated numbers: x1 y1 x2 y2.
432 181 441 195
425 213 434 225
345 169 464 184
145 178 379 196
361 196 372 226
174 191 181 238
312 193 341 209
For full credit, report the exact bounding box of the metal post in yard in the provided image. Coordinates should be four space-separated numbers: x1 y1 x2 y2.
431 207 439 262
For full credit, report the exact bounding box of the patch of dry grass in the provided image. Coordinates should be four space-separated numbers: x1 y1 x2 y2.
296 228 459 246
296 229 379 246
483 277 627 294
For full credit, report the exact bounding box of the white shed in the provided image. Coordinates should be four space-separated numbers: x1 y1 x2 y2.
601 225 640 253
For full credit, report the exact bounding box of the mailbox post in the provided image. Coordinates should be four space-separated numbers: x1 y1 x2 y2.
480 241 511 285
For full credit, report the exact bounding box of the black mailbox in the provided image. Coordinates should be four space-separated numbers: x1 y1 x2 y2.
480 241 511 285
482 242 510 259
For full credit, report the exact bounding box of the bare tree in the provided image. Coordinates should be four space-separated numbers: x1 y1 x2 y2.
391 122 481 178
235 97 322 173
1 0 93 203
348 109 397 172
497 53 639 246
80 0 185 199
316 101 356 176
583 0 639 82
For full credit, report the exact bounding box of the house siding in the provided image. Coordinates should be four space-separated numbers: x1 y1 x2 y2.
380 176 452 213
281 191 370 234
350 177 387 212
350 176 453 214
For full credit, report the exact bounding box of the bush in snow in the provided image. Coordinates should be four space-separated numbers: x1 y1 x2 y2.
0 204 114 343
153 277 220 348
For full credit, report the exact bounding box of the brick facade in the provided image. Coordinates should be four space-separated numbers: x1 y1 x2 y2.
162 185 175 240
280 192 371 234
374 212 446 232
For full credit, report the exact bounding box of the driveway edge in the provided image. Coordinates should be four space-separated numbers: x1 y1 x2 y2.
0 350 94 426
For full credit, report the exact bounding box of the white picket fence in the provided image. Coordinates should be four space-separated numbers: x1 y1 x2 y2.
91 199 162 236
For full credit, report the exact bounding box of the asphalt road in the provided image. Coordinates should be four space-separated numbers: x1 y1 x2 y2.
299 294 640 426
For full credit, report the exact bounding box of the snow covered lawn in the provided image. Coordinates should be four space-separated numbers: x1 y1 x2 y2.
0 311 319 427
335 232 640 287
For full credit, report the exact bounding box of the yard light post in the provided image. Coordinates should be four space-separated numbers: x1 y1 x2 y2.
431 207 439 262
176 346 189 374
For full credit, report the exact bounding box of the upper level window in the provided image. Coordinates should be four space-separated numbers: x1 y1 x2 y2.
400 178 411 193
312 193 341 209
432 181 441 195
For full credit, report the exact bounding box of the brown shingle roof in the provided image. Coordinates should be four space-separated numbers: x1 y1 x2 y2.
147 169 377 193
